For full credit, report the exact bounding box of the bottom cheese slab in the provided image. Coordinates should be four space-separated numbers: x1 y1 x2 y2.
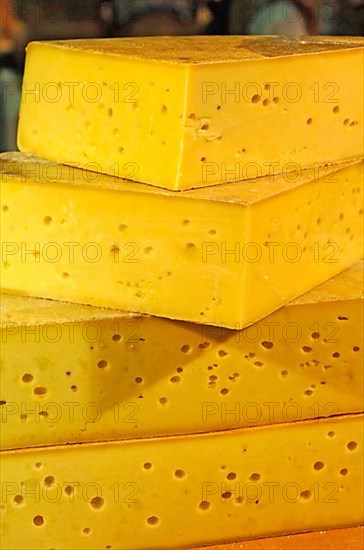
0 415 363 550
194 526 364 550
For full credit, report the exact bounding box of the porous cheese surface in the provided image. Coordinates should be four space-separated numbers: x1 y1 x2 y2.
0 415 363 549
17 36 364 190
0 263 363 450
1 153 363 328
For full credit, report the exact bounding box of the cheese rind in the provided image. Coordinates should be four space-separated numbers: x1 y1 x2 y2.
1 153 363 328
1 415 363 549
17 36 364 190
1 263 363 450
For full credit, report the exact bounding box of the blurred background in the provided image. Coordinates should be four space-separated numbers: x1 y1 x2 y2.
1 0 363 152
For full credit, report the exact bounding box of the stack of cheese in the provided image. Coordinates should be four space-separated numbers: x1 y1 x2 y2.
1 36 363 550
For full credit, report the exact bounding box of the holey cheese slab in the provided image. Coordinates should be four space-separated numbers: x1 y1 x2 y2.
17 36 364 190
0 263 363 451
1 153 363 328
0 415 363 550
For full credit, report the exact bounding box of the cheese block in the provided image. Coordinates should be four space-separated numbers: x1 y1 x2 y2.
1 153 363 328
1 262 363 450
1 414 363 550
17 36 364 190
193 526 364 550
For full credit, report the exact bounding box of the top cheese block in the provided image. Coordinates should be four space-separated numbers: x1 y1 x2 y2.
17 35 364 190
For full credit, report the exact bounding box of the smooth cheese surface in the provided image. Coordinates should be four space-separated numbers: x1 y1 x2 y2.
1 263 363 450
1 153 363 328
193 526 364 550
1 415 363 549
17 36 364 190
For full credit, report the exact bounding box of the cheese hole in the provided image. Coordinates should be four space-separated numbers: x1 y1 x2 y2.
313 461 324 471
227 472 237 480
20 413 27 421
251 94 260 103
161 105 168 114
340 468 348 476
180 344 192 354
311 332 320 339
327 431 335 438
159 397 168 405
201 123 209 131
70 385 77 392
280 369 289 377
339 213 344 221
118 147 124 153
39 411 49 418
2 205 9 212
188 113 196 120
333 106 340 114
64 485 74 496
107 108 113 117
62 272 70 279
33 387 47 396
254 361 264 367
353 346 360 352
218 349 228 357
249 473 261 481
135 377 143 384
0 400 6 406
199 342 210 350
13 495 24 505
174 469 186 479
306 118 313 125
146 515 160 526
118 224 128 232
65 371 72 376
316 218 322 225
217 105 221 110
143 462 152 470
304 389 313 396
43 216 52 225
261 341 274 350
132 103 138 111
332 352 340 358
263 99 269 106
199 501 211 511
222 491 232 499
22 373 34 383
347 441 358 451
300 490 312 500
33 515 45 526
220 388 229 395
44 476 55 486
200 156 206 162
82 528 91 535
302 346 312 353
337 316 349 321
90 496 104 510
273 97 279 104
170 376 181 384
112 334 121 342
34 462 43 469
235 496 244 504
97 360 108 369
145 247 154 255
186 243 196 250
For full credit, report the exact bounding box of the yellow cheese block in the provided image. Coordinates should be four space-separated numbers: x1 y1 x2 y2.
1 263 363 450
1 415 363 549
17 36 364 190
1 153 363 328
